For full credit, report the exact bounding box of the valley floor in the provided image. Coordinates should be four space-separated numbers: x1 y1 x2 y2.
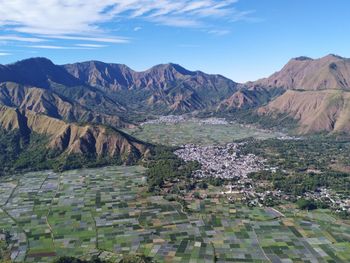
0 166 349 263
125 116 280 146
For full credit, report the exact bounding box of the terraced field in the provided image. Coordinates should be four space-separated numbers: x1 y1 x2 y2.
126 121 279 146
0 166 349 262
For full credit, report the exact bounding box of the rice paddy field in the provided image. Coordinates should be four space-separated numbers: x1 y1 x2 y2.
126 121 280 146
0 166 349 262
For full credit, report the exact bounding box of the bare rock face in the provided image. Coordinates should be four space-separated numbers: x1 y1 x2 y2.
250 54 350 91
258 90 350 134
0 105 151 163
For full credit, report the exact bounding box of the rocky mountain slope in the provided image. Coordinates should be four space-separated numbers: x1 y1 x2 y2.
217 87 284 111
253 55 350 134
0 82 129 128
2 55 350 135
0 105 151 163
250 54 350 91
0 58 128 125
258 90 350 134
64 61 238 112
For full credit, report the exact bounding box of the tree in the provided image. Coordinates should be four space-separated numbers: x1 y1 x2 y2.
296 198 317 210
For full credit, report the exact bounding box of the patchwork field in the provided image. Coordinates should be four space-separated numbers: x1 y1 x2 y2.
126 121 279 146
0 166 349 262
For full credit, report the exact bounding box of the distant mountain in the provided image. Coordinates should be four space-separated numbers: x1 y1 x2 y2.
0 82 129 128
2 55 350 135
249 54 350 91
0 57 82 88
0 58 130 127
64 61 238 112
0 105 151 166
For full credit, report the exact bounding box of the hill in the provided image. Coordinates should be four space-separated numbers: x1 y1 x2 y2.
0 105 151 174
258 90 350 134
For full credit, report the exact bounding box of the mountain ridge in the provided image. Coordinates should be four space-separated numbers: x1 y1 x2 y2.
248 54 350 91
2 55 350 135
0 105 151 163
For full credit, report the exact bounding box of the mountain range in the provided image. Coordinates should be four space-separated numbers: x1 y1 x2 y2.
1 53 350 169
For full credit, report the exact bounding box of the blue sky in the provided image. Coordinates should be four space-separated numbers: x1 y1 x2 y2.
0 0 349 82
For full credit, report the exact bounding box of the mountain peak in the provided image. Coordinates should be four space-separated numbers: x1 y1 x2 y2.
293 56 313 61
148 63 195 76
8 57 54 67
251 54 350 91
322 54 344 60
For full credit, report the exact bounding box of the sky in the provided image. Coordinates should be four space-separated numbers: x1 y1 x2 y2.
0 0 349 82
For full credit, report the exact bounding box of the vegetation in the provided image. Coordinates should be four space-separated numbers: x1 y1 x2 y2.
0 129 133 176
120 254 156 263
0 230 11 262
200 108 298 131
244 137 350 196
0 166 349 262
51 254 156 263
52 256 107 263
296 198 318 210
145 146 200 193
0 129 53 175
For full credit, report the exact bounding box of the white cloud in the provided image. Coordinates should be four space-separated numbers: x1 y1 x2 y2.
0 0 247 42
0 52 11 56
133 27 142 32
29 45 92 50
49 35 129 44
75 43 107 48
207 29 231 36
0 35 46 43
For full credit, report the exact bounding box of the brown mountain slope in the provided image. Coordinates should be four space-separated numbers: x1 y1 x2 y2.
217 87 284 111
0 105 151 162
258 90 350 134
250 54 350 91
0 58 127 115
0 82 130 128
63 62 238 112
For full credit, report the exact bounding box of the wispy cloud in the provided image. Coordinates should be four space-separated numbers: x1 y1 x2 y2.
28 45 93 50
75 43 107 48
207 29 231 36
48 35 130 44
0 35 46 43
0 52 11 56
0 0 248 44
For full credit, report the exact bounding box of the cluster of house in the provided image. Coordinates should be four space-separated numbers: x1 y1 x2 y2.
304 188 350 213
141 115 187 125
175 143 350 213
174 143 265 179
141 115 229 126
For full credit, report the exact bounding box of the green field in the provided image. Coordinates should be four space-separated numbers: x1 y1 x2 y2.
0 166 349 262
126 121 280 146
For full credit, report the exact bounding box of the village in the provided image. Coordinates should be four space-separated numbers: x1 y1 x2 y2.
141 115 230 126
175 143 350 212
174 143 281 206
